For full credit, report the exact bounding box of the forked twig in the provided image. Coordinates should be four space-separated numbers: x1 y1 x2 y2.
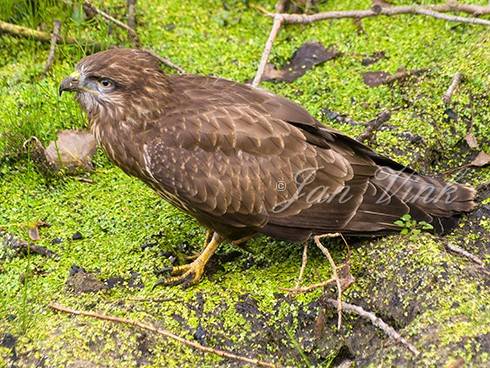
83 1 140 46
324 298 420 355
252 2 490 86
261 3 490 24
49 303 277 367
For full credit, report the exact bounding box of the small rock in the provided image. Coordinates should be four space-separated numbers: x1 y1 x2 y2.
193 324 206 345
71 232 83 240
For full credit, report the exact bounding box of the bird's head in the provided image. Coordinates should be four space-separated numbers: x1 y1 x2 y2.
60 48 169 120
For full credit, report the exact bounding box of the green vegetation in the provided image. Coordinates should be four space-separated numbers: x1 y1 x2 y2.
394 213 434 237
1 0 489 367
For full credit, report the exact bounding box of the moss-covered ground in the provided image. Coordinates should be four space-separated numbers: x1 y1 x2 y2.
1 0 489 367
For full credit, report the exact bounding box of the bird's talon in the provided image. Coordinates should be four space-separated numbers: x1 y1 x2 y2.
154 260 206 287
170 263 192 275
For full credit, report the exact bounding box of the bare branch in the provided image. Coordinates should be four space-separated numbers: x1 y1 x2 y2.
127 0 138 45
0 20 76 44
265 3 490 25
142 49 185 74
252 14 283 87
252 2 490 86
83 1 140 46
324 298 420 355
442 72 463 104
42 20 62 76
49 302 277 368
445 243 484 266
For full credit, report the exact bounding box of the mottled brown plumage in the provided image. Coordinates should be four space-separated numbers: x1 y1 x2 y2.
60 48 476 284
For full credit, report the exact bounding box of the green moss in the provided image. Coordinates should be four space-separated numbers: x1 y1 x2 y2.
1 0 489 366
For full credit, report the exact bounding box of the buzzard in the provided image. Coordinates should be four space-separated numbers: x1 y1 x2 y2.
60 48 476 285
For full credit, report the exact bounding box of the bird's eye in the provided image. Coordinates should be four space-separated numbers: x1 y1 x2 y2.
99 79 113 88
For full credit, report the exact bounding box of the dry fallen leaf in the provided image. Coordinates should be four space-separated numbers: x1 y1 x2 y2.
469 151 490 167
465 133 479 149
362 71 391 87
28 220 49 241
262 41 341 83
44 130 96 173
362 68 427 87
28 227 40 241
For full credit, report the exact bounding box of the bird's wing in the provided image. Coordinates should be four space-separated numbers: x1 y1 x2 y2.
142 75 405 238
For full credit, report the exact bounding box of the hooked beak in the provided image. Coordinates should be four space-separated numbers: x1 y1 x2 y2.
59 71 80 96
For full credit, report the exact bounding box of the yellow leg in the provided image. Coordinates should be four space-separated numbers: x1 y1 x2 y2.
158 232 223 287
183 229 214 260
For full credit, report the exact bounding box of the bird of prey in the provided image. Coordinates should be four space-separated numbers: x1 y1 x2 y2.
60 48 476 285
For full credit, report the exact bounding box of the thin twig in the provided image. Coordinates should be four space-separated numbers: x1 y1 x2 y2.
315 234 343 329
49 302 277 368
445 243 484 266
282 277 336 294
414 7 490 26
442 72 463 104
294 242 309 290
357 110 391 143
252 14 283 87
324 298 420 355
143 49 185 74
83 1 140 46
42 20 62 76
127 0 138 45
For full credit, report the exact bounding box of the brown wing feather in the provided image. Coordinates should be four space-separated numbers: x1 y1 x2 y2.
140 75 474 240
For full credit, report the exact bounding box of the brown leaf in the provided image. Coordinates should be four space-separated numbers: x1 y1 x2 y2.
362 71 391 87
44 130 97 173
362 68 427 87
27 220 49 241
262 42 341 83
469 151 490 167
28 226 40 241
465 133 479 149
